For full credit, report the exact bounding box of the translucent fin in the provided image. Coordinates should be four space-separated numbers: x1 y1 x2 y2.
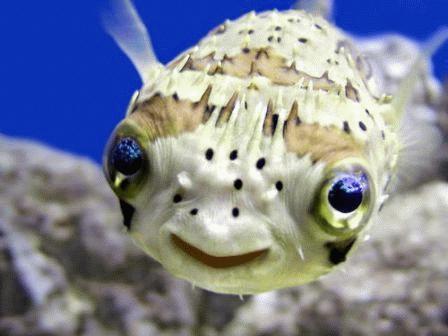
293 0 334 20
394 107 442 191
102 0 159 83
391 28 448 191
391 28 448 127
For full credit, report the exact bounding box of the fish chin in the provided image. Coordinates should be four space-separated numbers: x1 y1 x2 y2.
155 225 325 294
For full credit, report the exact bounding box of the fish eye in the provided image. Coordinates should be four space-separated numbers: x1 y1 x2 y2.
312 163 374 237
328 174 365 213
110 137 143 176
103 120 149 199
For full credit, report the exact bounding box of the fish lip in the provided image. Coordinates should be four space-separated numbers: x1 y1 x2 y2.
170 234 269 269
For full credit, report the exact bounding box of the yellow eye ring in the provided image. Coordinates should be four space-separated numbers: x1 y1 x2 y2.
312 160 375 238
103 119 150 199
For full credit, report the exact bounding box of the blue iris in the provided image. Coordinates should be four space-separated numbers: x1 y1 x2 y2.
328 174 365 213
110 137 143 175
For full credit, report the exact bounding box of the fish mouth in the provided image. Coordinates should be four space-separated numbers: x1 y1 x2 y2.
171 234 268 268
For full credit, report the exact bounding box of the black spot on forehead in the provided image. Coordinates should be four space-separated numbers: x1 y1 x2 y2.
205 148 214 160
232 207 240 217
233 179 243 190
343 121 350 134
256 158 266 169
359 121 367 131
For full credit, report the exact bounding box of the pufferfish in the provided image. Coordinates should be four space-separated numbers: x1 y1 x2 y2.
103 0 447 294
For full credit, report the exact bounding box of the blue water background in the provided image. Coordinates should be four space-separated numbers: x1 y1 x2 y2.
0 0 447 162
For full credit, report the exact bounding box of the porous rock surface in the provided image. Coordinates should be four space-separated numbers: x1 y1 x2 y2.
1 29 447 336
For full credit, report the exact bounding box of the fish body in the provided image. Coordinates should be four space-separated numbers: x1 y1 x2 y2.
103 1 444 294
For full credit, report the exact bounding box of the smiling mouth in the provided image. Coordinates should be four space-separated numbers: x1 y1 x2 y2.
171 234 268 268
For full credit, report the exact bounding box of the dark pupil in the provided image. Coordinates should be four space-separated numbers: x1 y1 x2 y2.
110 137 143 175
328 175 364 213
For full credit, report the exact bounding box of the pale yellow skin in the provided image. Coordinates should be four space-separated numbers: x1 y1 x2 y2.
104 3 404 294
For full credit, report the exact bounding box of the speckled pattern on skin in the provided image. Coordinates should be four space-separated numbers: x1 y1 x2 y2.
101 0 439 294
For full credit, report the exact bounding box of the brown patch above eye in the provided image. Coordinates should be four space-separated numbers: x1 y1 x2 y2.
284 122 362 163
128 86 213 141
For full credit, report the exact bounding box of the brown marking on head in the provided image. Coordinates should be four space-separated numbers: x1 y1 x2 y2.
255 48 270 60
221 49 257 77
216 92 238 126
247 82 259 90
203 105 216 123
248 61 262 76
284 122 363 163
345 80 360 102
129 88 212 141
286 101 300 126
310 71 335 91
333 41 377 102
168 48 337 91
262 100 276 136
194 84 213 109
207 62 224 75
186 52 216 73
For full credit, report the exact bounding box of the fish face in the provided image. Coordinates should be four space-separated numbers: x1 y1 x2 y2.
103 93 379 294
104 7 397 294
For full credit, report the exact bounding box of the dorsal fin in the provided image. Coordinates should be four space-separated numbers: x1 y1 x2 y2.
391 28 448 128
102 0 160 83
